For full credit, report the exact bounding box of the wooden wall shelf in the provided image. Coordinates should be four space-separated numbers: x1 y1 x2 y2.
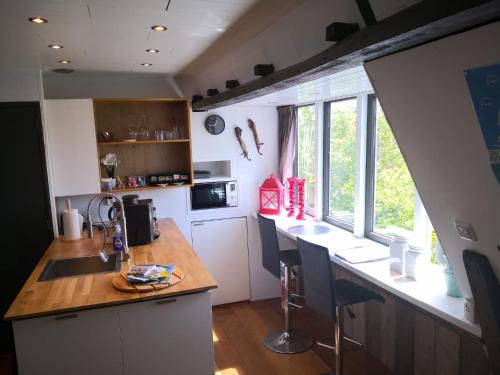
98 139 190 146
108 184 193 193
93 98 193 193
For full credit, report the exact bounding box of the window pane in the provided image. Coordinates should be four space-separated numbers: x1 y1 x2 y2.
373 101 415 236
297 105 316 210
328 99 357 224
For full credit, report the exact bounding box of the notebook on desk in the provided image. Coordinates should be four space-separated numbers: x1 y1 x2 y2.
334 246 390 264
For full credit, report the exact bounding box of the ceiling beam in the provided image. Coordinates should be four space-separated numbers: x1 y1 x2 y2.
355 0 377 26
192 0 500 111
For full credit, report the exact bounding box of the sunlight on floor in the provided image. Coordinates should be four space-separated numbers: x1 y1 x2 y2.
215 368 240 375
213 330 219 343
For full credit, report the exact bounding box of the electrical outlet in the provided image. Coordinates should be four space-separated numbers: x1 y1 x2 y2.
454 220 477 241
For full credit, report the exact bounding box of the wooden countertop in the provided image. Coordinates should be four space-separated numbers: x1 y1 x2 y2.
4 218 217 320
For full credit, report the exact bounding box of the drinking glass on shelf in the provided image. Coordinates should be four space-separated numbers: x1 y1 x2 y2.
138 127 150 140
154 129 166 140
166 130 175 139
127 128 138 140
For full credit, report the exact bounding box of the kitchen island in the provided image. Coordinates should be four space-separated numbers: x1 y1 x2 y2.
5 218 218 375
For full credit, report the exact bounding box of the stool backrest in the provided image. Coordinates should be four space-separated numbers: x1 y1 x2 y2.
297 237 336 324
257 214 281 278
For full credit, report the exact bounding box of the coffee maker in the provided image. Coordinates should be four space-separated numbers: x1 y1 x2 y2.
109 195 158 246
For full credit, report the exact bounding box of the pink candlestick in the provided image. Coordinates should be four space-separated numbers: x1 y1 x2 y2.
287 176 296 217
296 178 305 220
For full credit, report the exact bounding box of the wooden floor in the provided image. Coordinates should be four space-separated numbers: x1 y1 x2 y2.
213 299 393 375
1 299 392 375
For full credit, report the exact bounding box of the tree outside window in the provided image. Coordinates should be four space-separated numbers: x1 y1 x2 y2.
297 105 316 210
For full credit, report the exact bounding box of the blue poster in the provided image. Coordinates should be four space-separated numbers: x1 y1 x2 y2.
465 64 500 184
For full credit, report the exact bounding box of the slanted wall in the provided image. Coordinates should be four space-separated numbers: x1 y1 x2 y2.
365 21 500 297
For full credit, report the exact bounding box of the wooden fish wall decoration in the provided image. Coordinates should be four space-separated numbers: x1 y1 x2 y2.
247 119 263 155
234 126 251 161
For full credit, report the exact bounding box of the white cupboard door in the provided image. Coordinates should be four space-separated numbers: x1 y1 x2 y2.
45 99 100 196
119 292 214 375
192 217 250 305
13 307 123 375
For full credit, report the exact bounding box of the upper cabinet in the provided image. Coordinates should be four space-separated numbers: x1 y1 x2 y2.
93 99 193 193
44 99 101 197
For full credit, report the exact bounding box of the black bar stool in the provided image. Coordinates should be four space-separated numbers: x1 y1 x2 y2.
297 237 385 375
257 214 314 354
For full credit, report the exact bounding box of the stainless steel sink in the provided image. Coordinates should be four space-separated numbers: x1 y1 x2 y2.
38 253 121 282
287 224 331 236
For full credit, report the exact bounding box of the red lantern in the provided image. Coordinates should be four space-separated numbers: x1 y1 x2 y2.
259 174 284 215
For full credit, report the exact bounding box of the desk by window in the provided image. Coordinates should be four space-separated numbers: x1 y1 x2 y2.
259 213 481 338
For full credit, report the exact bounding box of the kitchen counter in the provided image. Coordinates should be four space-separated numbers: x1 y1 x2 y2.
5 218 218 320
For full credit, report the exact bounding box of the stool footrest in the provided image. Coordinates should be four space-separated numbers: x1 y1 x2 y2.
288 301 304 309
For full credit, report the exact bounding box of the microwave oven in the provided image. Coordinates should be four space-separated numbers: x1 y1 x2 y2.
190 180 238 210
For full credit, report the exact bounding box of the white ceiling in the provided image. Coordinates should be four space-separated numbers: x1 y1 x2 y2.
0 0 259 74
238 65 373 107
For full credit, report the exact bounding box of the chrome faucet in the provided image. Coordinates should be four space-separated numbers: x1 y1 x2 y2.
86 193 130 262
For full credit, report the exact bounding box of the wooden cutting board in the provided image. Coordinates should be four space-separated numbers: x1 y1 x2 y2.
112 267 185 293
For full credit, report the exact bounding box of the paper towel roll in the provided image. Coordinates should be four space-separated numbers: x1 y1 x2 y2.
63 199 82 241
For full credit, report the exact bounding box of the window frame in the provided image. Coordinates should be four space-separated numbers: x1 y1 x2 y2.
322 96 358 232
364 94 391 244
295 103 317 216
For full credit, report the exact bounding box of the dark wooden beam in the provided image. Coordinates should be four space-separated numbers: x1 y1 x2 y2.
355 0 377 26
191 95 203 103
254 64 274 76
206 88 219 97
192 0 500 111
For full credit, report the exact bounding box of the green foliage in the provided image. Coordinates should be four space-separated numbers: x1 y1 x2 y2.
297 106 316 209
329 100 357 223
374 104 414 233
297 100 416 236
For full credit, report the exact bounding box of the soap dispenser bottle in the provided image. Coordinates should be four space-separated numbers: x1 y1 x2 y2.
113 223 124 253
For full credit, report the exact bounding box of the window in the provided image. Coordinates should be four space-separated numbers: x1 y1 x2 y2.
366 96 417 242
292 86 433 259
297 105 316 210
324 98 357 228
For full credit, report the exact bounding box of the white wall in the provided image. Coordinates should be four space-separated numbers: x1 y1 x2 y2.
43 71 180 99
365 21 500 297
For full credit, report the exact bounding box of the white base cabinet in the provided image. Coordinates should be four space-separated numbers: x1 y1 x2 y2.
13 307 123 375
191 217 250 305
13 292 214 375
119 292 214 375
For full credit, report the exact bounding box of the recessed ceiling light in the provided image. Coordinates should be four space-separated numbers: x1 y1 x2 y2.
216 28 225 32
141 63 152 67
151 25 167 32
58 60 71 64
48 44 63 49
146 49 159 53
53 68 74 74
29 16 48 24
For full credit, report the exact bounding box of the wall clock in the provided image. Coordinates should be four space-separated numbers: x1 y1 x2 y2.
205 115 225 135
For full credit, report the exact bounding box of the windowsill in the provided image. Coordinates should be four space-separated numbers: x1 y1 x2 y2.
259 212 481 338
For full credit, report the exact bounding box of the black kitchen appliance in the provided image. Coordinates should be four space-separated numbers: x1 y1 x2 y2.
125 197 155 246
109 195 157 246
190 180 238 210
